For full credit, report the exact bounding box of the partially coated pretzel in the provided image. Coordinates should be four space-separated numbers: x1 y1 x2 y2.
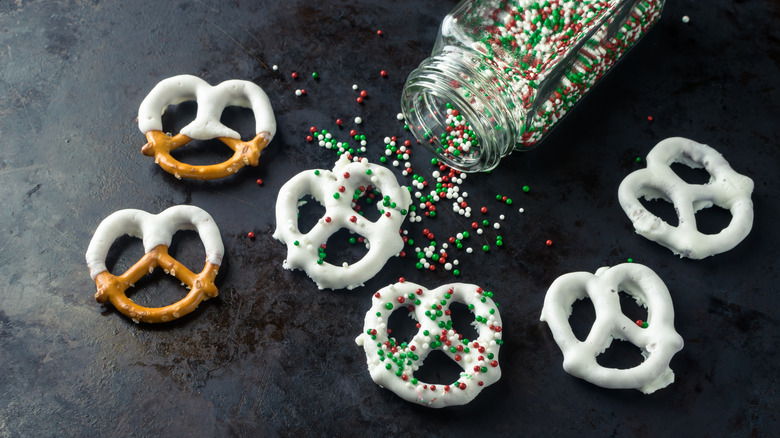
138 75 276 180
540 263 683 394
355 281 503 408
273 156 412 290
85 205 224 323
618 137 754 259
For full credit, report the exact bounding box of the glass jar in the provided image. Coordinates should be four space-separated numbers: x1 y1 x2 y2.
401 0 665 172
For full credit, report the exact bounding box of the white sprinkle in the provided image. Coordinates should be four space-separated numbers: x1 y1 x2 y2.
682 15 690 23
352 84 359 90
519 208 525 213
295 89 302 96
354 117 363 124
272 65 278 71
396 113 404 120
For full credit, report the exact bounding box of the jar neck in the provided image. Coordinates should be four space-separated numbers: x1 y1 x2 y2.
401 46 521 172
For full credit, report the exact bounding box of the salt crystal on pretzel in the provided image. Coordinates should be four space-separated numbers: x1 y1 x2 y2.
86 205 224 323
138 74 276 180
273 156 411 290
355 281 503 407
618 137 754 259
540 263 683 394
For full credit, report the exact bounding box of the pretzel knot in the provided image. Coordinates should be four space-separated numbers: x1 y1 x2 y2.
355 281 503 408
618 137 754 259
540 264 683 394
273 156 412 290
85 205 224 323
138 75 276 180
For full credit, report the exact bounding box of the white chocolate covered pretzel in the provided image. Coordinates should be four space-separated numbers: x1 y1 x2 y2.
138 75 276 179
273 156 411 290
540 263 683 394
86 205 224 323
618 137 754 259
355 281 503 408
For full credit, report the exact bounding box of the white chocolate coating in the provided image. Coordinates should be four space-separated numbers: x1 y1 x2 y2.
355 281 503 408
138 74 276 140
540 263 683 394
618 137 754 259
273 156 411 290
86 205 224 280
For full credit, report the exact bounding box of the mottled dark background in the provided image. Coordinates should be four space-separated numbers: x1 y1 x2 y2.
0 0 777 436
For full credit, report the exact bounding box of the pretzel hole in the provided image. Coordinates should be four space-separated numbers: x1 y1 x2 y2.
596 339 644 370
450 302 480 342
638 197 678 227
351 186 384 222
169 138 236 166
104 235 146 275
219 105 257 141
124 270 190 307
414 350 463 385
694 205 733 235
670 162 712 185
386 307 419 346
161 101 198 133
569 297 596 342
323 228 369 266
168 230 205 272
618 290 648 324
296 195 326 234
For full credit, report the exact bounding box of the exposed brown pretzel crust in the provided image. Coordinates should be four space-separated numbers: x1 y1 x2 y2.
141 130 270 180
94 244 219 323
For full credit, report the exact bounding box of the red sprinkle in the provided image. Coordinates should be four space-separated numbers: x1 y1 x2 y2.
546 239 553 246
291 72 298 79
256 178 263 185
357 97 364 104
380 70 388 77
247 232 255 239
377 29 383 36
360 90 368 98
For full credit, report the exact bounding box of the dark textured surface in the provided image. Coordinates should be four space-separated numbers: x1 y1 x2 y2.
1 0 778 436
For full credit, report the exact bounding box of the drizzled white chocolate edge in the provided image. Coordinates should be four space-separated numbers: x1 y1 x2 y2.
86 205 224 280
138 74 276 140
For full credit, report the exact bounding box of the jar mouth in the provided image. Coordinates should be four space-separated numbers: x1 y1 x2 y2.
401 53 515 173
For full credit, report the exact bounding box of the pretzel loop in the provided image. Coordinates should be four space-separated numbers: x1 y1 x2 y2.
540 264 683 394
355 282 503 408
86 206 224 323
618 137 754 259
273 156 412 290
138 75 276 180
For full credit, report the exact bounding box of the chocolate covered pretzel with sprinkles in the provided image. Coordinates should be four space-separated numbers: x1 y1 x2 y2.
356 280 503 407
273 156 412 290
